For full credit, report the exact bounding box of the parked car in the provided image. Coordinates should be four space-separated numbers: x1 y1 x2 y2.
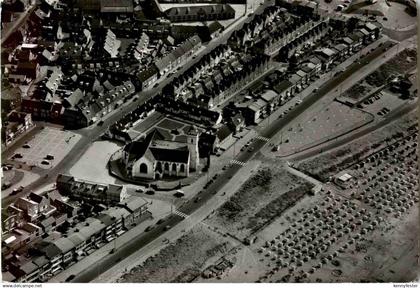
22 144 31 148
41 160 50 165
13 153 23 159
45 154 54 160
146 190 155 195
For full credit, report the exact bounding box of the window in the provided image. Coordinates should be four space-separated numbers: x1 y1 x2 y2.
156 162 162 172
140 163 148 174
180 164 185 173
164 163 169 171
172 163 177 171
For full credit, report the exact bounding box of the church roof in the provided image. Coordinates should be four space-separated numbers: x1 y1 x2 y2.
123 131 155 162
149 147 189 163
124 129 191 164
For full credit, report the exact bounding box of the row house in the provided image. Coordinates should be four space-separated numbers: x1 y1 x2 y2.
56 174 129 204
177 53 271 109
7 62 40 85
273 79 294 104
1 111 34 147
169 45 232 96
62 80 135 127
154 35 202 76
157 97 222 127
228 6 286 50
276 18 330 60
165 4 235 22
4 196 150 282
21 98 62 123
137 65 159 90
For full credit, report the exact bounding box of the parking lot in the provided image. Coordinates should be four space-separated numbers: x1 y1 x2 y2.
10 127 81 169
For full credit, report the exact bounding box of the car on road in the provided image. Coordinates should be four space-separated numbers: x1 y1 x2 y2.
194 197 201 203
41 160 50 165
145 225 153 232
11 186 24 195
163 225 171 231
153 83 159 88
65 275 76 282
97 120 104 126
157 219 165 225
22 144 31 148
248 147 254 152
146 190 155 195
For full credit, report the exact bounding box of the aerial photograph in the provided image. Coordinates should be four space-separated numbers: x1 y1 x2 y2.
0 0 418 285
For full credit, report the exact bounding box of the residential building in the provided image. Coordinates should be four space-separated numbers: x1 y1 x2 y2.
56 175 129 204
165 4 235 22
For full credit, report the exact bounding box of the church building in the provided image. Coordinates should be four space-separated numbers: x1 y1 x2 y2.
121 126 200 180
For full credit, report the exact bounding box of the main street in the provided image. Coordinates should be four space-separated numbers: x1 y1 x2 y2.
68 37 395 283
1 0 273 207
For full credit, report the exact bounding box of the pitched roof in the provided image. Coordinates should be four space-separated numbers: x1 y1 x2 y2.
216 124 232 141
123 130 156 162
119 196 149 213
149 146 190 163
165 4 235 17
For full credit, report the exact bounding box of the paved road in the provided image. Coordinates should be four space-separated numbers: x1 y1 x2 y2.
69 37 394 284
2 0 274 207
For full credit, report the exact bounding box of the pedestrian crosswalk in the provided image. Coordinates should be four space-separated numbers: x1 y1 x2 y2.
173 209 189 218
231 159 246 166
256 135 270 142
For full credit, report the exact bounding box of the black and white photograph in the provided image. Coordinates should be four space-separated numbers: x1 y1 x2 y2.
0 0 418 286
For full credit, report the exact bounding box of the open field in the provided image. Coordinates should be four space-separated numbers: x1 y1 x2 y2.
339 48 416 102
118 224 235 283
365 48 416 87
204 162 313 240
69 140 122 184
